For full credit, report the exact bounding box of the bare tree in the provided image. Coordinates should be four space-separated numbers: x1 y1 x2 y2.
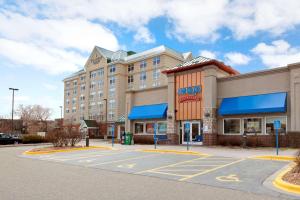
17 104 52 132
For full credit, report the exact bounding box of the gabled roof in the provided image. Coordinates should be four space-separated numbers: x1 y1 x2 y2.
162 56 239 75
63 69 85 81
82 120 98 128
95 46 115 59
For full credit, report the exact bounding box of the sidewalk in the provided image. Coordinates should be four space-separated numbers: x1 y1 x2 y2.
82 139 299 159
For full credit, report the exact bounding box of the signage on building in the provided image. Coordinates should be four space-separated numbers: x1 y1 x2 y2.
177 85 202 103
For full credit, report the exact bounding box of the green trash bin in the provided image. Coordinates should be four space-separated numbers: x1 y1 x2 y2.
125 132 133 145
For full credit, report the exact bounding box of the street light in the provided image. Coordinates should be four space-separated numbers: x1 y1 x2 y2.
9 88 19 134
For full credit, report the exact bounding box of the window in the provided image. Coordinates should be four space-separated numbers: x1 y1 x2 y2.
224 119 241 134
108 99 115 109
109 65 116 73
146 123 155 134
135 123 144 134
109 88 115 97
89 93 95 101
140 72 146 89
66 91 70 97
80 95 85 101
153 69 160 80
108 111 114 120
266 117 287 134
72 107 76 113
98 102 104 110
98 80 104 88
80 76 85 81
66 99 69 105
158 122 167 134
80 84 85 91
73 80 77 86
98 91 103 98
66 82 70 89
128 64 134 73
244 118 262 134
80 104 85 111
107 126 114 136
66 108 69 113
90 71 97 79
73 89 77 95
153 56 160 65
98 68 104 76
109 77 115 87
90 82 96 90
72 98 76 104
140 60 147 70
128 75 134 88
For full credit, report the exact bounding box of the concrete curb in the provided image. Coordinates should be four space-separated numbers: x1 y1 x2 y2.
23 146 112 155
273 164 300 195
249 155 295 161
139 149 209 156
0 143 52 148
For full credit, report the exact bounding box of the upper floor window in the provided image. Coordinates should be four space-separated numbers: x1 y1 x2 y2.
108 99 116 109
65 108 70 113
73 80 77 86
98 91 103 98
80 84 85 91
98 68 104 76
98 80 104 88
66 91 70 97
109 88 115 97
153 56 160 66
73 89 77 95
127 75 133 88
66 99 69 105
128 64 134 73
90 71 97 79
140 72 146 81
80 95 85 101
109 76 115 87
80 76 85 81
140 60 147 70
72 98 76 104
90 82 96 90
109 65 116 74
66 82 70 89
153 69 160 80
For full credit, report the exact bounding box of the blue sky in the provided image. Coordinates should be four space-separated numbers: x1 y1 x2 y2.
1 0 300 119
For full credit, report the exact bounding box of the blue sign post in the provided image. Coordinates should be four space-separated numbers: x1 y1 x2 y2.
184 123 190 151
274 120 281 155
154 123 157 149
111 125 115 147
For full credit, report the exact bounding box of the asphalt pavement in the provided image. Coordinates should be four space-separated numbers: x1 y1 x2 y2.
0 146 296 200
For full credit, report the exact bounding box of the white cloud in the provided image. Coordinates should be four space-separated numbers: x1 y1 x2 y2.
199 50 217 59
224 52 251 65
134 27 156 44
252 40 300 68
0 11 120 74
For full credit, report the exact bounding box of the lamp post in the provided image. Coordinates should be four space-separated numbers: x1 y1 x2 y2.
9 88 19 134
103 98 108 139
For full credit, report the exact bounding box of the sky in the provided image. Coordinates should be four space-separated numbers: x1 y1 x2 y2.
1 0 300 119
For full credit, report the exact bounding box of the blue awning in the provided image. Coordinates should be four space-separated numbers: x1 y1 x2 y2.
219 92 287 116
128 103 168 120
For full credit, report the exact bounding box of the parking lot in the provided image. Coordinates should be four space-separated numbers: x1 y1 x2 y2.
21 147 293 198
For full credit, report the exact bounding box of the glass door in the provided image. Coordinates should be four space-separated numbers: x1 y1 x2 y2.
182 121 202 145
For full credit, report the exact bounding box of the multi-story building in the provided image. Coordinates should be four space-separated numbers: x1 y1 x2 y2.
63 46 192 138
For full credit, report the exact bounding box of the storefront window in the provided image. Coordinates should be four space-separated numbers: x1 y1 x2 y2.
158 122 167 134
146 123 155 134
135 123 144 134
266 117 287 134
243 118 262 134
224 119 240 134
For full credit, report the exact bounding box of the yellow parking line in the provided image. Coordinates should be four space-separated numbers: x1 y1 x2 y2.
146 171 187 177
87 154 158 167
136 155 210 174
179 158 246 181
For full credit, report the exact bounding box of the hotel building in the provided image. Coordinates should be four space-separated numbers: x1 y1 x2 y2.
63 45 300 147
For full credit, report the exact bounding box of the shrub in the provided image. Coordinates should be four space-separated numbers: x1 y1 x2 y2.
22 134 46 144
46 128 66 147
292 150 300 173
46 127 82 147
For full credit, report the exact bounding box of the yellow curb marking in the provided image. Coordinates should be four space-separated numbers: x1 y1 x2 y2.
179 158 245 181
249 155 295 161
216 174 241 182
23 146 112 155
273 164 300 195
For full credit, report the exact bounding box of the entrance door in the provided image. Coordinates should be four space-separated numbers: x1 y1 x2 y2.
182 121 202 145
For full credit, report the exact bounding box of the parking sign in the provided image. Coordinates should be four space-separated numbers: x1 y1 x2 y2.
274 120 281 130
